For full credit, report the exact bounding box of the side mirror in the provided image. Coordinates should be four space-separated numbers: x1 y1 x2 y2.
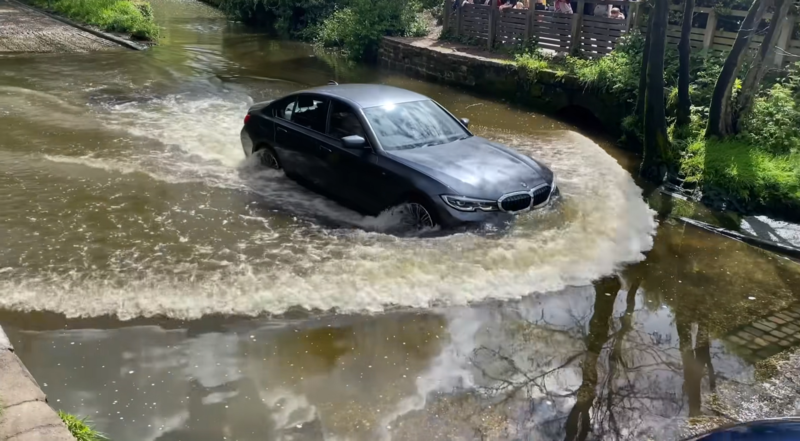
342 135 368 149
460 118 470 128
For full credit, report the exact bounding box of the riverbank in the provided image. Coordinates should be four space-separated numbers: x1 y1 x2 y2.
0 326 74 440
0 0 118 52
22 0 158 44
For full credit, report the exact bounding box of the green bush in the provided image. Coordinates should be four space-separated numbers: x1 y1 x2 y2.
314 0 428 59
741 83 800 155
222 0 336 38
33 0 159 40
515 51 552 83
567 32 643 97
58 411 109 441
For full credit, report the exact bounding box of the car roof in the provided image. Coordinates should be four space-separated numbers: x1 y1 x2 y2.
301 84 430 109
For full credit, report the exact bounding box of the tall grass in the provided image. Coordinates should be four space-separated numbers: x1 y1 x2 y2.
33 0 159 40
681 137 800 204
58 411 109 441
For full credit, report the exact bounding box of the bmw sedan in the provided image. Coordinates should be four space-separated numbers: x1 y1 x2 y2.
240 83 557 229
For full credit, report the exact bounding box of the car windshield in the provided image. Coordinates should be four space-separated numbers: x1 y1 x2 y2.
363 100 469 151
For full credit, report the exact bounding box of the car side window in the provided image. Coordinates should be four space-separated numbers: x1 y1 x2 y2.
328 100 367 141
274 97 296 121
291 95 329 133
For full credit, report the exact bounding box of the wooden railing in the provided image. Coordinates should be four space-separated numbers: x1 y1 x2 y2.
443 0 800 67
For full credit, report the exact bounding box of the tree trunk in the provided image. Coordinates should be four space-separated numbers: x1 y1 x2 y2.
735 0 791 132
640 0 670 183
677 0 695 128
705 0 767 138
636 10 656 120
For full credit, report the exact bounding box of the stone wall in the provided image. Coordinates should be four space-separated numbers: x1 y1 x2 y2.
378 37 631 137
0 326 74 441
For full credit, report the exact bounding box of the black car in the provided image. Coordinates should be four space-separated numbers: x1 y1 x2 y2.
240 84 557 229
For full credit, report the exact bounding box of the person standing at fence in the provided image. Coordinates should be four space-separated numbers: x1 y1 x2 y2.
555 0 573 13
499 0 518 10
609 7 624 19
593 2 610 17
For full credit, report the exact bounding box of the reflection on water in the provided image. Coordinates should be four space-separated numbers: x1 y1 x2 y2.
7 221 800 440
1 0 800 438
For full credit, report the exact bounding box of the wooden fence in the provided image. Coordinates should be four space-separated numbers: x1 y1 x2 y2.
443 0 800 67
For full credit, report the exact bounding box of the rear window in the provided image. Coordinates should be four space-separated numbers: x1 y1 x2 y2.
363 100 468 151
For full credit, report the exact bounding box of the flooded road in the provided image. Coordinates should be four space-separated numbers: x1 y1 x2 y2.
1 0 800 439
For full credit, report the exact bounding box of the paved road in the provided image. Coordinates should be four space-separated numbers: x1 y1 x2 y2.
0 0 118 52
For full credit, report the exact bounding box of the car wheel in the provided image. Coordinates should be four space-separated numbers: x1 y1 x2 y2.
256 146 281 170
398 200 437 230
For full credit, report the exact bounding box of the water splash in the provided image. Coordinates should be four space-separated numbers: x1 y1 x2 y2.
0 92 657 320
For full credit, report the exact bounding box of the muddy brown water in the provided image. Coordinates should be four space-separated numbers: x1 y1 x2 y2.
2 0 800 439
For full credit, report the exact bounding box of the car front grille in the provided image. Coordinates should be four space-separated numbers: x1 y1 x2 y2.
500 193 533 212
532 185 551 206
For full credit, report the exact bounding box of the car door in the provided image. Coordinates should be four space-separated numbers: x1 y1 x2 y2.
274 95 331 187
270 96 304 175
319 100 403 215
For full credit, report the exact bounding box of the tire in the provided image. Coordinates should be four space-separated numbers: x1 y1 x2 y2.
255 145 281 170
397 197 438 230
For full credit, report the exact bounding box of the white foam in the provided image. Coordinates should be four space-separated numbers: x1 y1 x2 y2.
0 93 657 320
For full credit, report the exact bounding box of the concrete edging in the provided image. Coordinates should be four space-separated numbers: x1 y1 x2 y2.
0 326 75 441
7 0 147 51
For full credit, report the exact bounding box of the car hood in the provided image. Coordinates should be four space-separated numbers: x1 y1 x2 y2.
387 136 550 199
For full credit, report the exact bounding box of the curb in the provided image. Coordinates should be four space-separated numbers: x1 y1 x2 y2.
7 0 148 51
0 325 75 441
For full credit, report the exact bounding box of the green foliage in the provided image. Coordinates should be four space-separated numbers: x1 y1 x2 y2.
681 137 800 204
514 52 552 83
33 0 159 40
220 0 335 37
220 0 430 58
58 411 109 441
567 32 643 96
315 0 429 59
741 83 800 155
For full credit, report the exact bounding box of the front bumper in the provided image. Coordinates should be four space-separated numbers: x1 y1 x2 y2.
436 180 559 229
435 196 557 229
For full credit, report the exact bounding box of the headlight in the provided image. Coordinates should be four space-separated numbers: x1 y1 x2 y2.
550 173 557 195
441 195 498 212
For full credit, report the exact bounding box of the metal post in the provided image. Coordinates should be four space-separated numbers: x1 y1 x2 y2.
455 1 462 38
569 0 586 54
774 15 795 67
443 0 452 34
488 2 498 50
525 3 534 41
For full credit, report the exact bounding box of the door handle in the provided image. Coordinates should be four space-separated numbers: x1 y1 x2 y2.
276 126 287 133
318 144 332 153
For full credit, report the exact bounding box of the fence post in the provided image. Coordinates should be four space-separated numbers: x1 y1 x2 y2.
488 2 498 50
702 9 717 55
624 1 637 33
774 15 795 67
569 0 586 54
525 4 534 41
443 0 452 34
